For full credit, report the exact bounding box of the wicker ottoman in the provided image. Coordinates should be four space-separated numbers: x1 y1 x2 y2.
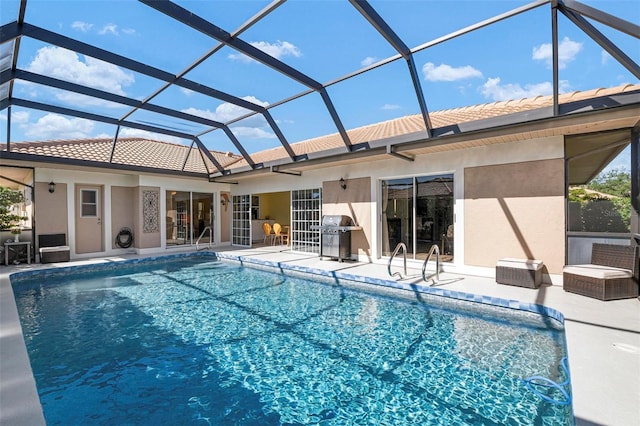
496 258 543 288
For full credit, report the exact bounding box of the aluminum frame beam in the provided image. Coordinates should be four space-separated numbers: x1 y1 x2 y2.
559 4 640 79
9 97 194 139
0 21 281 166
561 0 640 38
349 0 432 137
139 0 353 151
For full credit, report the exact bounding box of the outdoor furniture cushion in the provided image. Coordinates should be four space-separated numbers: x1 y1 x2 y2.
562 264 632 280
496 258 543 288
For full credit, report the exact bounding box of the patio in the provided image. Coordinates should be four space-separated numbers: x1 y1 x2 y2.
1 245 638 425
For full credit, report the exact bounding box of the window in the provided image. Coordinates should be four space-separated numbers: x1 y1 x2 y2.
80 189 98 217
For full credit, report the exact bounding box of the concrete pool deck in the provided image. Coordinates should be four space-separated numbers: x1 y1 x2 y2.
1 246 638 425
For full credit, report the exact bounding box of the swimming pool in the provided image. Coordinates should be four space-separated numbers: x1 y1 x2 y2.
12 254 573 425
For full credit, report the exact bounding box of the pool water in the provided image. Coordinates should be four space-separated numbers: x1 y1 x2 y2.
13 256 573 425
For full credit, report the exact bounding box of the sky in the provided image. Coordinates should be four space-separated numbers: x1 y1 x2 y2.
0 0 638 170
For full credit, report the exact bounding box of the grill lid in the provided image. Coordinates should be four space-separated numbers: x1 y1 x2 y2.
321 215 354 227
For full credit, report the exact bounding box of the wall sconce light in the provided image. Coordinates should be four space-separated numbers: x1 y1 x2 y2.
48 181 56 193
340 177 347 190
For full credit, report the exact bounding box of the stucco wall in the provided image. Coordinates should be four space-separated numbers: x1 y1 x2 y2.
322 177 372 259
111 186 135 249
34 181 68 238
464 159 565 273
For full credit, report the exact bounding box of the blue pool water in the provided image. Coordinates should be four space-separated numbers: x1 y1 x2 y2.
12 255 573 425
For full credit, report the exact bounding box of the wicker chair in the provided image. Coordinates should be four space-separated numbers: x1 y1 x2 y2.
563 243 639 300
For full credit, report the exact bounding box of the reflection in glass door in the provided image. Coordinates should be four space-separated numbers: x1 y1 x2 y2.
193 192 213 243
165 191 213 246
381 174 454 261
381 178 413 257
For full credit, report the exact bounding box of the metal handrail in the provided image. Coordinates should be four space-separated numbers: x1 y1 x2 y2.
195 226 213 251
388 242 408 279
422 244 440 284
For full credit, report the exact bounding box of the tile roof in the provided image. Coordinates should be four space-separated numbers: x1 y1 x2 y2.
236 83 640 168
2 84 638 175
0 137 243 174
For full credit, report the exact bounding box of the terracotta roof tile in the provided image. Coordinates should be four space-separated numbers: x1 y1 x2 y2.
1 137 243 174
230 83 639 170
2 84 637 173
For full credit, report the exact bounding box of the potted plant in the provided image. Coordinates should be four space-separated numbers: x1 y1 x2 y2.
10 226 21 242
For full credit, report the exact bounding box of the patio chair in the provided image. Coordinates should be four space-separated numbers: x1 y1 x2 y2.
38 233 70 263
562 243 639 300
272 223 286 245
262 222 273 245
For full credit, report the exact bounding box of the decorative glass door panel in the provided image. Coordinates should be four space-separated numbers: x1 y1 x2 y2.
232 195 251 246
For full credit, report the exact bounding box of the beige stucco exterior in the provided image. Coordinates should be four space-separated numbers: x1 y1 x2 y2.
464 159 566 273
322 177 372 260
111 186 135 249
34 181 68 238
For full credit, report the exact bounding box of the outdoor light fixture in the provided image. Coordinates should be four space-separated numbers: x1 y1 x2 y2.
48 181 56 193
340 178 347 190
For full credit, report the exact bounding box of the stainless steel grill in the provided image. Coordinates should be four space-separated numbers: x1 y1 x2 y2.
318 215 357 262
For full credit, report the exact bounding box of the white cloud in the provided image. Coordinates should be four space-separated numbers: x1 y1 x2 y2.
118 128 183 144
228 40 301 63
22 113 94 140
422 62 483 82
180 87 194 97
71 21 93 32
532 37 582 69
381 104 400 110
11 110 30 124
98 24 119 35
121 28 136 35
480 77 571 101
361 56 377 67
183 96 275 139
230 126 276 139
601 49 612 65
27 46 134 97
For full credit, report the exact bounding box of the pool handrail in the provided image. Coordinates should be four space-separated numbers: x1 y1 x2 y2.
195 226 213 251
388 242 408 279
422 244 440 284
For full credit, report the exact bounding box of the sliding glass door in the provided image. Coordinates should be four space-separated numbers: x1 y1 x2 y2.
382 174 454 261
166 191 213 246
